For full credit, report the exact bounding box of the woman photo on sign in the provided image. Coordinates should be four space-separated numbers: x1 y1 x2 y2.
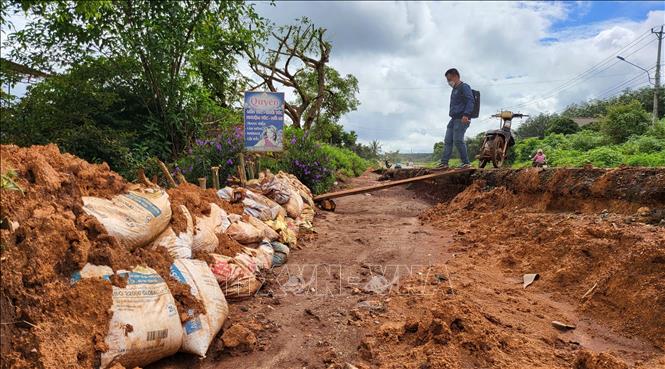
254 125 281 148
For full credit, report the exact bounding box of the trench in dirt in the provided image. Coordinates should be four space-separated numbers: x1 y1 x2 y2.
151 171 663 369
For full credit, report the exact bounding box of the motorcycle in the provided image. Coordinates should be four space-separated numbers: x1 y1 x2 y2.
477 111 527 168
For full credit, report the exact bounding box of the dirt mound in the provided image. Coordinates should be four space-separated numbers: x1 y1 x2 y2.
359 265 586 369
0 144 202 369
420 178 665 349
167 183 243 233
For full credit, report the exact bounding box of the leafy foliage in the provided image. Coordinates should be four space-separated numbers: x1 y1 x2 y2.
173 125 244 185
516 113 549 139
600 100 650 144
5 0 262 157
545 116 579 135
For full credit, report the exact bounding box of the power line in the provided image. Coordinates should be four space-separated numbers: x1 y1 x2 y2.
510 38 658 111
508 30 652 102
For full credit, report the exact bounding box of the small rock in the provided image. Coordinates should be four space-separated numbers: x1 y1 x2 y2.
221 324 257 351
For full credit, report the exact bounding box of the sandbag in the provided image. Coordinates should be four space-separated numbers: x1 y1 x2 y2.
216 187 244 203
82 187 172 250
243 190 285 221
248 216 279 241
270 241 290 267
207 254 262 299
170 259 228 357
192 203 228 252
276 171 314 207
149 205 193 259
239 243 274 271
261 175 292 204
264 214 297 247
283 189 304 218
73 264 183 369
226 215 263 244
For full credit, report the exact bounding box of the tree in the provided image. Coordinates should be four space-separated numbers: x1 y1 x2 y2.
246 18 332 131
5 0 262 158
545 115 579 135
1 57 152 178
369 140 382 157
516 113 549 139
465 132 486 160
432 141 444 161
562 86 665 120
601 100 650 143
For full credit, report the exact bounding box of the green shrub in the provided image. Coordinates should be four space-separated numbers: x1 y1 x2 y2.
321 144 369 177
173 125 244 185
567 130 609 151
281 128 336 195
646 118 665 139
623 151 665 167
545 116 579 135
620 136 665 155
584 147 624 167
548 148 586 167
601 100 650 143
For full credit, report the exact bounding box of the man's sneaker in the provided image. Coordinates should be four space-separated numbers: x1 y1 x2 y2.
435 163 449 169
459 163 472 169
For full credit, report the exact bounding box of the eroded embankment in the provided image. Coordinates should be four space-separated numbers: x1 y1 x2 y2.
359 167 664 369
419 167 664 349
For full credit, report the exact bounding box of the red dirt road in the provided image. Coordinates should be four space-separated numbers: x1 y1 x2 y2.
150 171 664 369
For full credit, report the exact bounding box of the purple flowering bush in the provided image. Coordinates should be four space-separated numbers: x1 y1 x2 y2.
174 125 243 185
280 127 336 194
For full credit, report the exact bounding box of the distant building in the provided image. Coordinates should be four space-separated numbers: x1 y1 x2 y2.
571 117 599 127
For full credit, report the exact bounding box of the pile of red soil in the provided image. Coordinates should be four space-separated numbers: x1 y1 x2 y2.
359 268 631 369
420 175 665 349
0 144 202 369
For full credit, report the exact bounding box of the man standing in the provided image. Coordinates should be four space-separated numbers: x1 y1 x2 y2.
438 68 474 169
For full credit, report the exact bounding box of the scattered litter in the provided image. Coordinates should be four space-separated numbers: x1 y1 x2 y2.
522 273 540 288
552 320 576 331
363 275 392 294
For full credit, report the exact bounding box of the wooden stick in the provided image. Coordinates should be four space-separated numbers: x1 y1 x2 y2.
157 160 177 188
581 282 598 300
238 153 247 186
176 172 188 185
211 166 220 190
137 168 154 187
314 168 475 201
198 177 207 190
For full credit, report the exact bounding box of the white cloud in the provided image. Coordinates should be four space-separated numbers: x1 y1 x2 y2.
252 2 664 152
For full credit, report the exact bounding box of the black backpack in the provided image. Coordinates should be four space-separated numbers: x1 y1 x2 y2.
471 89 480 118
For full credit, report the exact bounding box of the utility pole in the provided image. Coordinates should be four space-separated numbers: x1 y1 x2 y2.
653 26 664 124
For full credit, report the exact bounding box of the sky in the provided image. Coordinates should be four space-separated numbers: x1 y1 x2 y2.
251 1 665 152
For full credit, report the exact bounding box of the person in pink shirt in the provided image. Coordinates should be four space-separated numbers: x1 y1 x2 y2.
531 149 547 167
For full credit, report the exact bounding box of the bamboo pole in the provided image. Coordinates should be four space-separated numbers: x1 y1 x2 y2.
156 160 177 188
238 153 247 186
211 166 220 190
198 177 207 190
176 172 188 185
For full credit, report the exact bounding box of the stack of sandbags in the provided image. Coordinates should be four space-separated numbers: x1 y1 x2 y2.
82 185 172 251
149 205 194 258
217 186 285 221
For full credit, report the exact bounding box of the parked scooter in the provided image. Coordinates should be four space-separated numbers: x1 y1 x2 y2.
477 111 527 168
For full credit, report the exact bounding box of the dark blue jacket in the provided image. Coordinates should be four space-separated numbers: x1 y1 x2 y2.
449 82 475 119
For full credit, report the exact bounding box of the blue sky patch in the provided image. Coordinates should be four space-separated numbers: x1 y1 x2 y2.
550 1 664 32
